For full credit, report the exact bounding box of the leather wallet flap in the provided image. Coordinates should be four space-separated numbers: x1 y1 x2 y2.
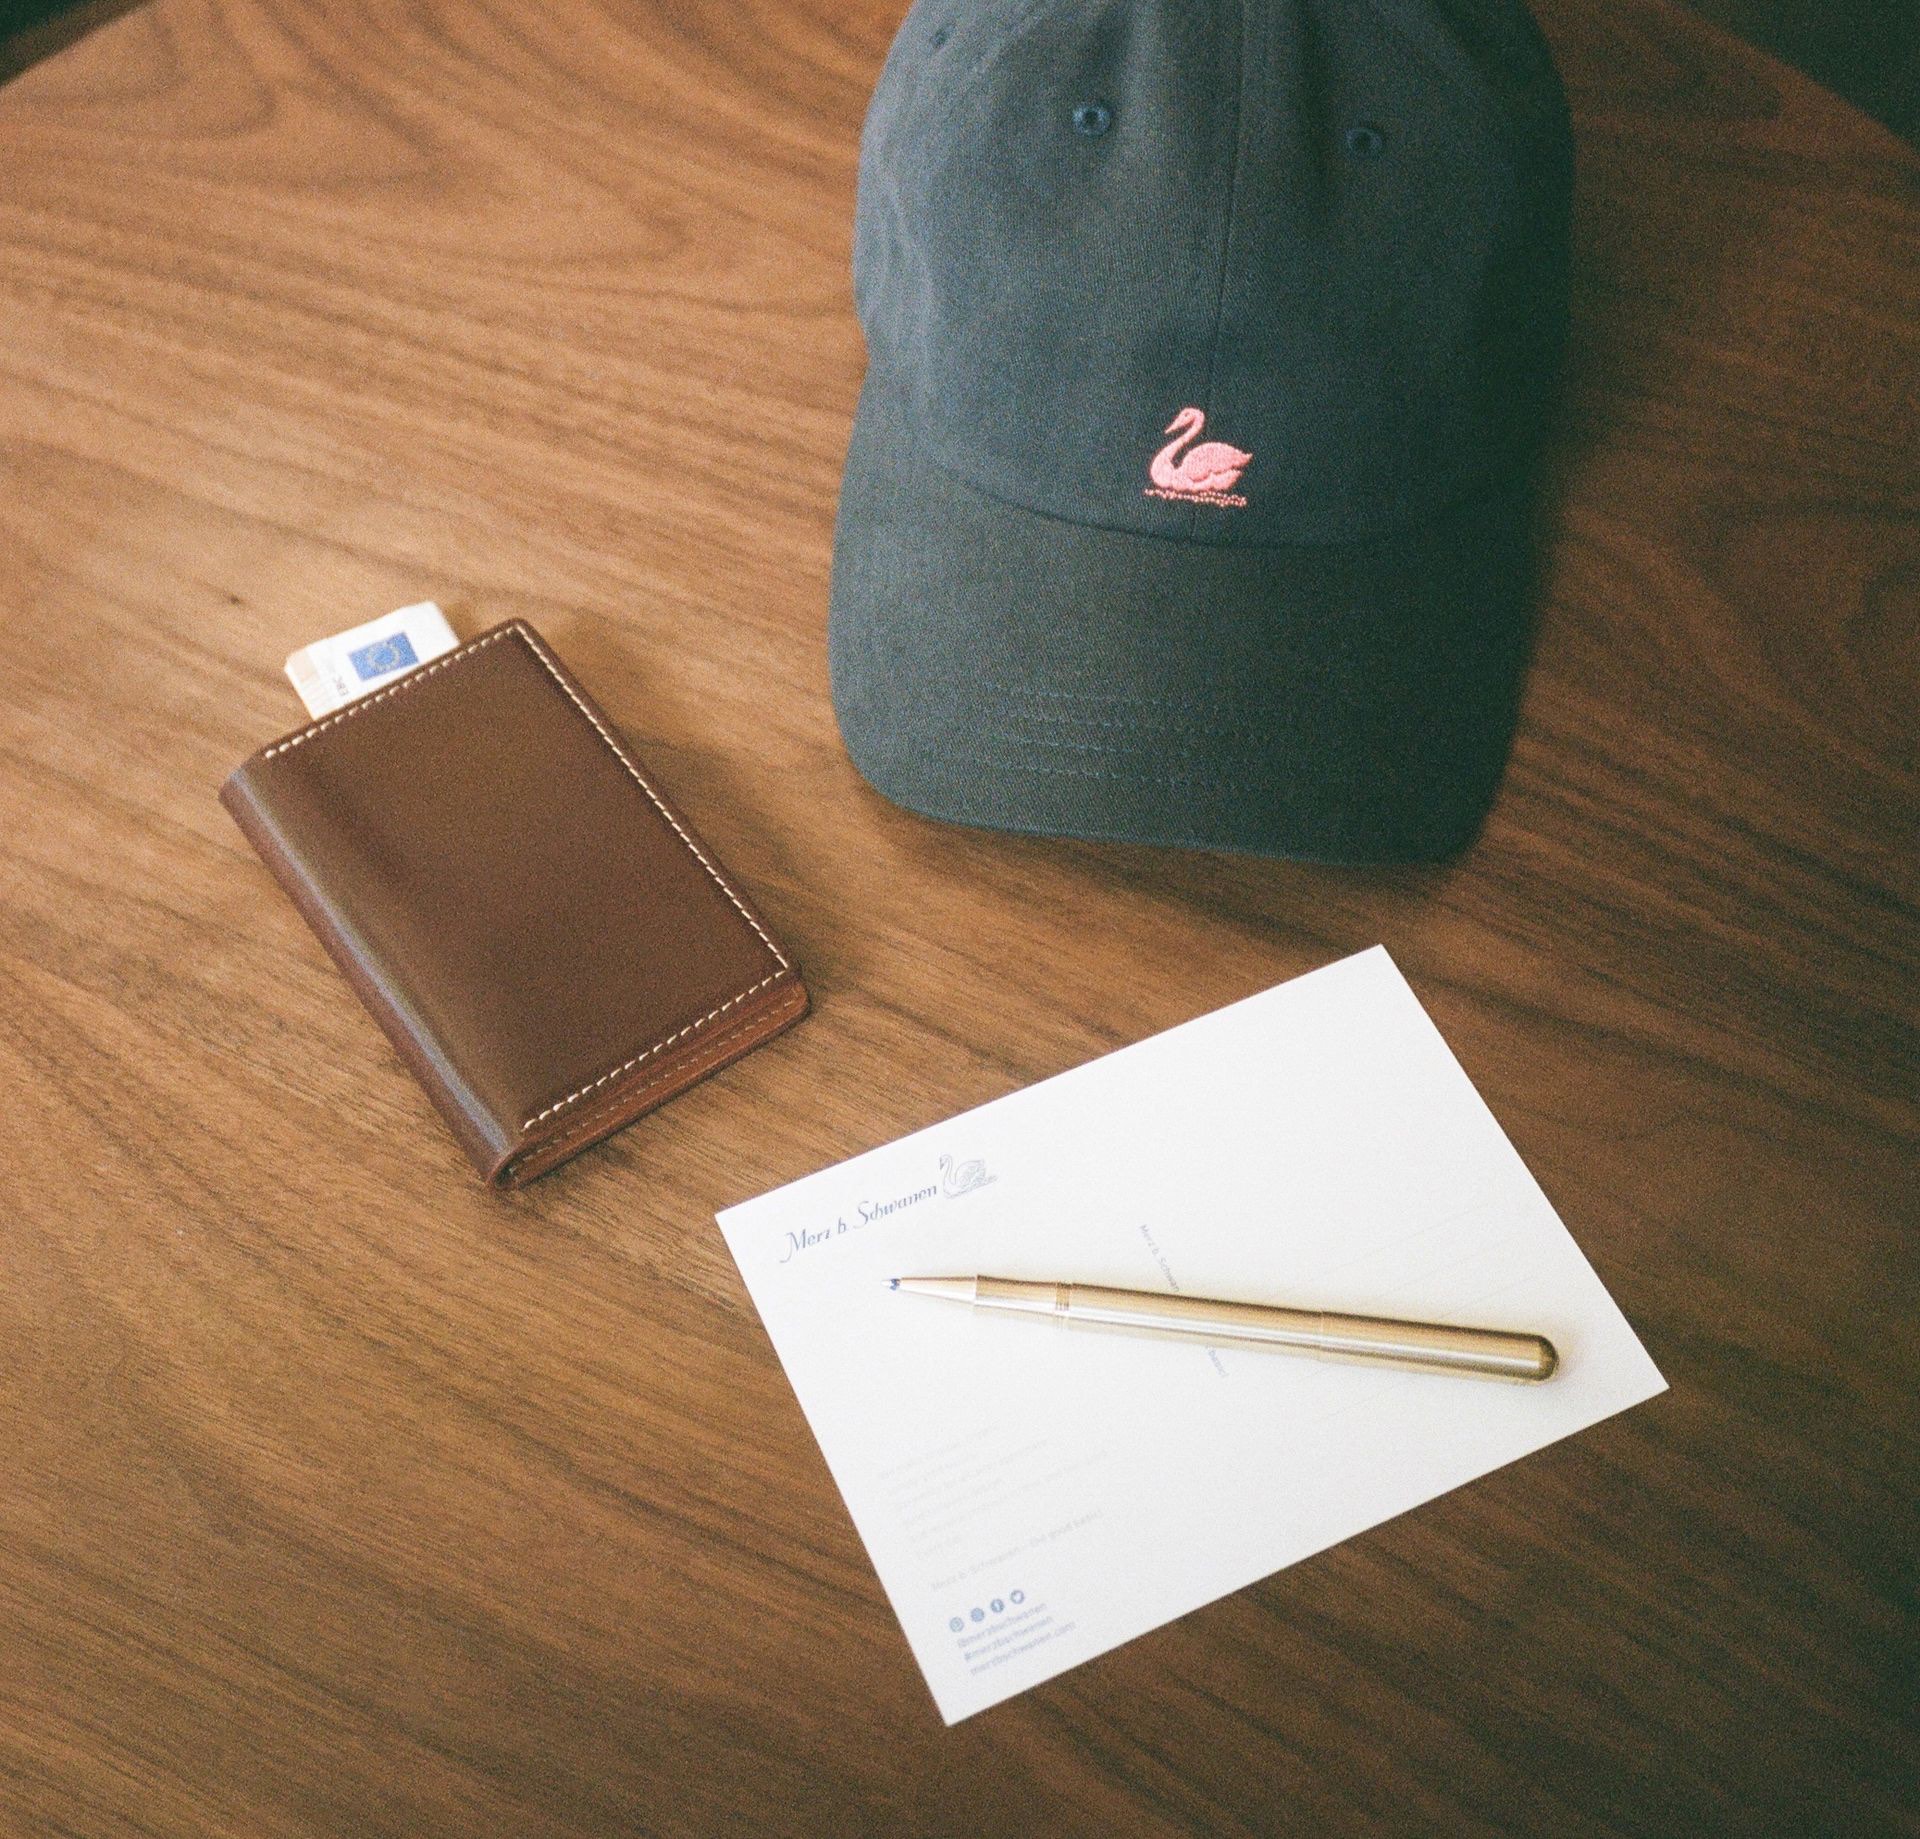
222 620 807 1184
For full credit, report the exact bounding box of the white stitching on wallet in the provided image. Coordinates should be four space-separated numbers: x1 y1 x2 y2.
262 627 517 759
511 623 790 976
254 620 791 1137
522 972 787 1128
511 1004 784 1167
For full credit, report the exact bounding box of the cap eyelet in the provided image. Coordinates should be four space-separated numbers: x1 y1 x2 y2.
1345 122 1384 159
929 23 951 48
1072 101 1113 138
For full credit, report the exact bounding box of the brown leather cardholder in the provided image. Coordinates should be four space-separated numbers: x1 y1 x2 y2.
221 619 808 1186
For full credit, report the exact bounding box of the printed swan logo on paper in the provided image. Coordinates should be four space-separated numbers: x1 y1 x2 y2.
777 1151 997 1260
1145 407 1252 508
939 1153 994 1198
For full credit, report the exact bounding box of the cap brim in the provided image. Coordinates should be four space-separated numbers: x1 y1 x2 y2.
829 368 1540 864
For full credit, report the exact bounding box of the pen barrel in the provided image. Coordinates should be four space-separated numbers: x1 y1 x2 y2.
1060 1285 1558 1382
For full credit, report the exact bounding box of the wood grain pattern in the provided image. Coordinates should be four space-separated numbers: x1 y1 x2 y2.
0 1 1914 1834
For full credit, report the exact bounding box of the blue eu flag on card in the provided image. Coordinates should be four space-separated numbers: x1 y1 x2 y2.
347 633 418 681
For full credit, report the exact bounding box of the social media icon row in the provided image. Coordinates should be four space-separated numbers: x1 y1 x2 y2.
948 1588 1027 1633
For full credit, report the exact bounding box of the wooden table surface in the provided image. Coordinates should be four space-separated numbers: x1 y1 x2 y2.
1 1 1914 1834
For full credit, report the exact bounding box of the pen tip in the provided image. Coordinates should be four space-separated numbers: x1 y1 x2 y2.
887 1277 900 1290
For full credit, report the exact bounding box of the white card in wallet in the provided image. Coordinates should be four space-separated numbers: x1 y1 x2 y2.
718 947 1666 1723
284 601 458 718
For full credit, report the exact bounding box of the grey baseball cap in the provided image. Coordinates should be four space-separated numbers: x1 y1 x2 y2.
829 0 1573 863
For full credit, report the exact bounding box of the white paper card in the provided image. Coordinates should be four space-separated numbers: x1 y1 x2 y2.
284 601 458 718
718 948 1665 1723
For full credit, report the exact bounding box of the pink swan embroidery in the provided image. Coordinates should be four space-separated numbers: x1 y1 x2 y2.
1145 407 1252 507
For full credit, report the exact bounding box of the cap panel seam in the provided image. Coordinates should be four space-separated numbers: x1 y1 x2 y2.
1191 0 1251 544
1353 0 1529 149
891 0 1073 209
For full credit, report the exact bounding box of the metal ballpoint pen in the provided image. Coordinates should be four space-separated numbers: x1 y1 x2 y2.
889 1276 1559 1383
